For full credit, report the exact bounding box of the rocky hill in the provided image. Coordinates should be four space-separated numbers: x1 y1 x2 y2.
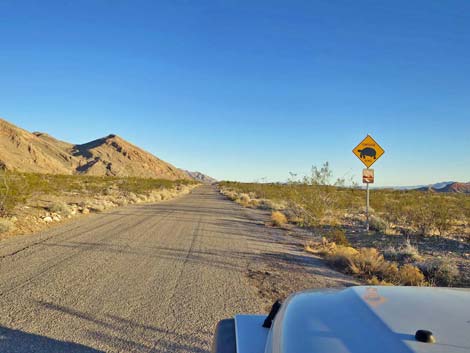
183 170 216 184
416 182 470 194
0 118 189 180
437 182 470 194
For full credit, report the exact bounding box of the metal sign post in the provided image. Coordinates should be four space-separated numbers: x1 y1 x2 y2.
366 181 370 231
353 136 384 232
362 168 374 232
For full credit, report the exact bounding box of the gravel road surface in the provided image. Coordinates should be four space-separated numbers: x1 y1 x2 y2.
0 185 355 352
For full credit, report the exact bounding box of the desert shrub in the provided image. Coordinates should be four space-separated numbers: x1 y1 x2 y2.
406 204 434 236
271 211 287 227
257 199 273 210
49 201 71 216
102 185 118 196
383 239 422 262
219 178 470 236
110 197 128 207
348 248 396 279
305 239 427 286
431 199 453 236
0 171 193 213
326 245 358 269
305 238 338 256
325 227 350 247
248 199 260 208
222 189 238 201
89 202 105 212
369 215 388 233
283 202 304 223
348 249 424 285
367 276 393 286
138 194 148 202
418 258 459 286
160 189 175 200
235 193 251 207
397 264 425 285
0 218 14 233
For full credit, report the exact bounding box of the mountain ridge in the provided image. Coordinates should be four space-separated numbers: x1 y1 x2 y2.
0 117 189 180
393 181 470 194
183 170 217 184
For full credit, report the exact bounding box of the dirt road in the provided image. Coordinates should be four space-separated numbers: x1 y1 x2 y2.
0 186 355 352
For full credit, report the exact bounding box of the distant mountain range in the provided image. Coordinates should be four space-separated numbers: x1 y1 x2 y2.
183 170 217 184
394 181 470 194
0 117 213 181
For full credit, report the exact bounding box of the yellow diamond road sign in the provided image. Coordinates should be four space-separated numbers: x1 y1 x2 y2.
353 135 384 168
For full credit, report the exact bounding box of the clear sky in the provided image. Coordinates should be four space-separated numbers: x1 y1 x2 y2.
1 0 469 186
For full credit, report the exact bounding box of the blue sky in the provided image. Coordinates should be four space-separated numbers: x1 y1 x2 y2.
1 0 469 185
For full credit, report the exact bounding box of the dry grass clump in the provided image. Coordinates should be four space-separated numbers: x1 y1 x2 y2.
49 201 72 216
260 199 285 211
0 218 14 233
236 193 252 207
88 202 106 213
326 245 359 269
271 211 288 227
305 238 426 286
158 189 173 201
369 215 388 233
220 187 286 211
383 239 422 262
348 248 397 279
367 277 393 286
325 227 350 246
398 264 426 286
222 190 238 201
417 258 460 286
248 199 260 208
305 238 338 256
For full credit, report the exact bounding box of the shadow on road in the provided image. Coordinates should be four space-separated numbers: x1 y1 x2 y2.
35 301 211 353
0 326 104 353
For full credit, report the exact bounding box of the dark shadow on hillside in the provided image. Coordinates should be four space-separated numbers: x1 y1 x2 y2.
0 326 103 353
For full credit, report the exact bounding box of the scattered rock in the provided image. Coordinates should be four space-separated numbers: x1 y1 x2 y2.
43 216 53 223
